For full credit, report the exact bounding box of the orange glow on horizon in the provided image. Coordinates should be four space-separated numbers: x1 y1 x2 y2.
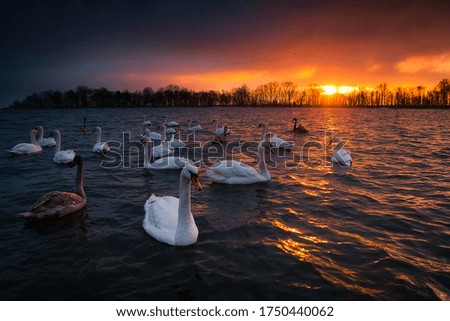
322 85 358 95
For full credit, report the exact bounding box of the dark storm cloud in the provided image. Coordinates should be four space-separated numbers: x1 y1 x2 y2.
1 0 449 107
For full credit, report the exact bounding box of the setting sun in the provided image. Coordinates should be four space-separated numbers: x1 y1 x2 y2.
322 85 358 95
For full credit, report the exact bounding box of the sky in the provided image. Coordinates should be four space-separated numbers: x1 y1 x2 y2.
1 0 449 107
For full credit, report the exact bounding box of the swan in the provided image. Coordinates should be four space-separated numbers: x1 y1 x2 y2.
211 125 228 144
166 127 178 135
51 130 75 164
8 129 43 155
258 123 294 150
292 117 308 133
206 124 271 184
143 163 202 246
330 137 352 166
77 117 88 133
164 116 179 127
142 136 191 169
152 123 174 158
142 127 162 141
19 155 87 219
211 119 230 135
168 133 186 149
188 119 203 132
92 126 110 153
35 125 56 147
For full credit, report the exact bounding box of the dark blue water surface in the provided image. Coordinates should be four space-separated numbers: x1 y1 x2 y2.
0 107 449 300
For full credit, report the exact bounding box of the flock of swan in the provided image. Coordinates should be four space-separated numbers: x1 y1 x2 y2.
8 116 352 246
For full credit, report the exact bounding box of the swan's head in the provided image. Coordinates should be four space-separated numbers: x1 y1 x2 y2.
292 118 298 122
31 129 39 136
211 119 217 123
34 126 44 133
50 130 61 138
182 164 202 191
92 126 101 133
258 123 266 128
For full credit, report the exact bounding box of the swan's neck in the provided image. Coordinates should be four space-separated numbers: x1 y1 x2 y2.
75 161 86 199
257 142 270 180
177 175 192 231
38 127 44 139
161 125 167 142
144 140 154 166
260 125 267 141
55 131 61 152
293 119 297 130
30 131 38 146
214 121 218 131
96 128 102 143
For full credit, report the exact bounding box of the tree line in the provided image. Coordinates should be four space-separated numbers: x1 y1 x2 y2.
9 79 449 108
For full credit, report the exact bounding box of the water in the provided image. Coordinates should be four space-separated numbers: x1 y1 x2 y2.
0 107 449 300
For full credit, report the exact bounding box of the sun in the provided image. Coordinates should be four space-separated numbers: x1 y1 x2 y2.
322 85 337 95
322 85 357 95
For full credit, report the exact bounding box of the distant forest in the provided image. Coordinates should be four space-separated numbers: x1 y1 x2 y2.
9 79 449 109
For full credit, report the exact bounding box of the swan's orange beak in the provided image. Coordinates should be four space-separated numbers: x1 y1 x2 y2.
191 175 202 191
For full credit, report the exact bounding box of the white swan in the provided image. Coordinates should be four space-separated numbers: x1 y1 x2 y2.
188 119 203 132
259 123 294 150
92 126 110 153
143 163 202 246
51 130 75 164
166 127 178 135
167 120 179 127
207 124 271 184
142 127 162 141
8 129 43 155
330 137 352 166
35 125 56 147
168 133 186 149
211 119 230 135
151 123 173 158
19 155 87 219
211 125 228 144
142 136 191 169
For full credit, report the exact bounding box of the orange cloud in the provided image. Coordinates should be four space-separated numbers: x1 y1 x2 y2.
396 52 450 73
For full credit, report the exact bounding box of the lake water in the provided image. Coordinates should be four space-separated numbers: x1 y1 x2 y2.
0 106 449 300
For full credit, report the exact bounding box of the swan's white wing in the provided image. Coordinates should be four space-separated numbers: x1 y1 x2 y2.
151 144 174 158
143 194 179 245
214 127 230 135
207 160 263 184
167 121 179 127
53 150 76 164
168 136 186 149
147 156 189 169
9 143 42 154
93 142 109 153
332 148 352 166
189 125 202 132
270 135 294 149
150 132 162 140
38 137 56 147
